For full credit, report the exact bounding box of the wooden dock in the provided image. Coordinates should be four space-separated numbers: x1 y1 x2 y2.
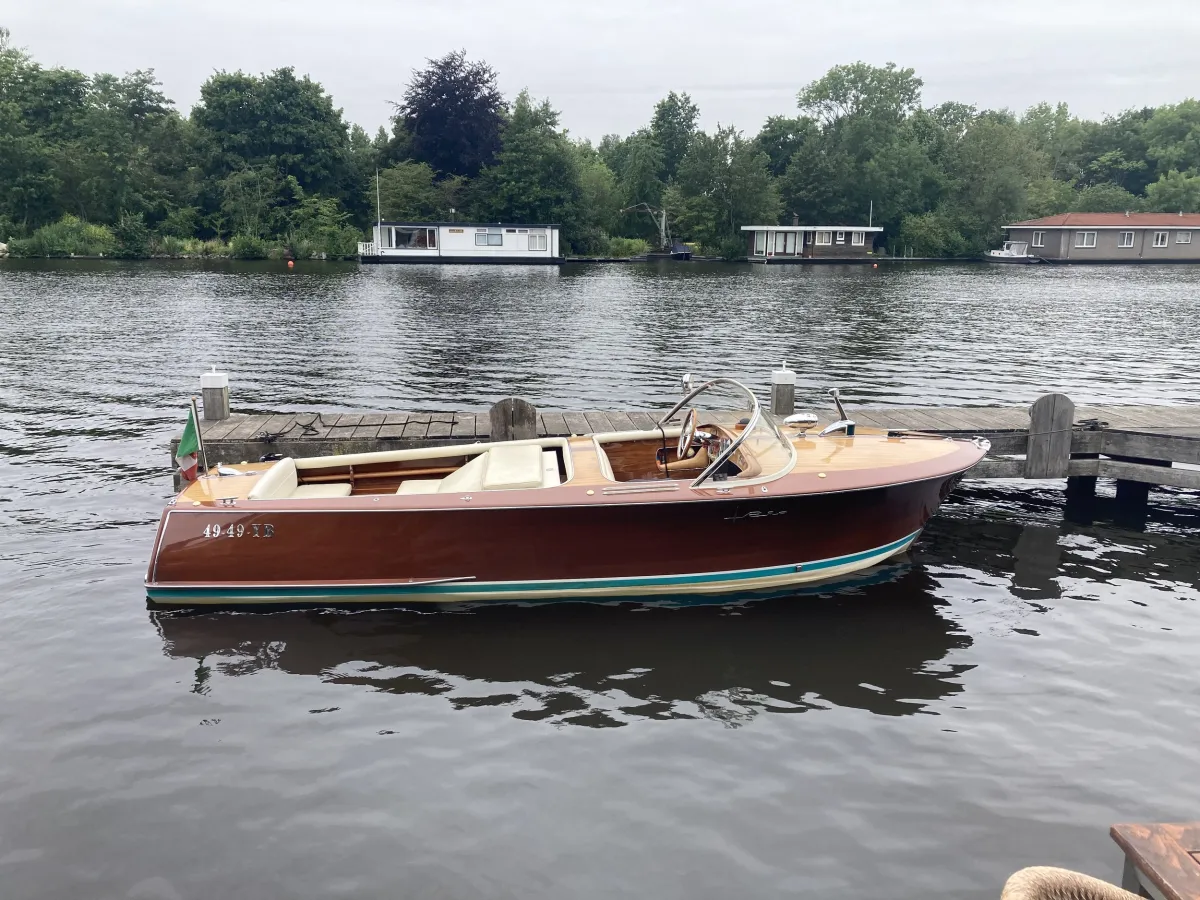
176 396 1200 511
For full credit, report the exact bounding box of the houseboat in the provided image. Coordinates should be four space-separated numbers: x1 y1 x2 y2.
1003 213 1200 263
742 224 883 262
359 222 563 265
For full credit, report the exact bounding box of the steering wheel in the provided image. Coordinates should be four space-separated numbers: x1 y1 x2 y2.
677 408 698 461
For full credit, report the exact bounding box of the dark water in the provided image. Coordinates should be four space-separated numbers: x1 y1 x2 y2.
2 260 1199 899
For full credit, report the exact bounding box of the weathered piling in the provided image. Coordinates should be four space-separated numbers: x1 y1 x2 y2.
489 397 538 442
200 368 229 422
770 363 795 417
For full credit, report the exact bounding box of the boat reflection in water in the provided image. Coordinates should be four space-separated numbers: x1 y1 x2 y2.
152 562 973 727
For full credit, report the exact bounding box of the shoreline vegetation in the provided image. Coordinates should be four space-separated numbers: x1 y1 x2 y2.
2 27 1199 262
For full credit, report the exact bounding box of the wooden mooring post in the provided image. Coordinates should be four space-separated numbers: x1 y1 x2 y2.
489 397 538 443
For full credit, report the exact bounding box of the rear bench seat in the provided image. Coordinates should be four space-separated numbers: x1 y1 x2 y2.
248 446 560 500
396 445 559 495
247 458 353 500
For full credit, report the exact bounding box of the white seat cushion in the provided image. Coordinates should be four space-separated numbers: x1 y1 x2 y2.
438 453 489 493
482 444 543 490
541 450 561 487
247 458 298 499
291 483 352 499
396 479 442 495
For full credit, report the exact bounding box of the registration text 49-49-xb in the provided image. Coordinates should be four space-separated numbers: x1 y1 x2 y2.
203 523 274 539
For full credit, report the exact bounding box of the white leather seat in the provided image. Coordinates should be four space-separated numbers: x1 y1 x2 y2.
437 452 488 493
292 483 353 499
396 479 442 495
247 458 298 499
483 444 543 490
541 450 560 487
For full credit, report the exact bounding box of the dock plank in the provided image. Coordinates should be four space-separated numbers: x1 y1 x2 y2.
628 411 658 430
359 413 387 426
606 411 637 432
402 415 430 439
352 425 382 439
223 415 271 441
540 412 568 436
335 413 363 427
584 411 615 434
451 413 478 440
562 411 590 435
427 418 453 439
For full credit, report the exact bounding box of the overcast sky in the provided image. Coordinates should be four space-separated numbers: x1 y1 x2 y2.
7 0 1200 140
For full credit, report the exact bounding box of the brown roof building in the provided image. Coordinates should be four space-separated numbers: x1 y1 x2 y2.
1004 212 1200 262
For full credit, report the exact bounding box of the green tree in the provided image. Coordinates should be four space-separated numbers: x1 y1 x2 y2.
650 91 699 181
1072 182 1140 213
1143 100 1200 175
753 115 816 177
192 67 351 197
1020 102 1084 181
397 50 506 179
1143 170 1200 212
474 91 581 243
664 125 780 251
374 161 460 220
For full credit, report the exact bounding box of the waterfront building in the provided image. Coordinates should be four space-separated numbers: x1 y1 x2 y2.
1004 213 1200 262
741 224 882 261
359 222 563 264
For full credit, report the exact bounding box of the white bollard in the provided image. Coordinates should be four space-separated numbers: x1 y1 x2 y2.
200 367 230 421
770 362 796 417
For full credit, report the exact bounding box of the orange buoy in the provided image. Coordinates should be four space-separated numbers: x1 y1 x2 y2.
287 259 294 269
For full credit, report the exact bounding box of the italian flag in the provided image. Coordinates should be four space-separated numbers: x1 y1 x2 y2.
176 405 201 481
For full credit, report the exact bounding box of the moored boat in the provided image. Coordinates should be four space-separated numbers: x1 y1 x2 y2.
145 378 988 606
986 240 1041 263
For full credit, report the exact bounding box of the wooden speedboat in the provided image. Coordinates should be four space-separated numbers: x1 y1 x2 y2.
145 378 988 605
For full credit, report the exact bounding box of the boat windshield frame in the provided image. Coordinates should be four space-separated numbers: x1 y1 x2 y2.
655 377 795 488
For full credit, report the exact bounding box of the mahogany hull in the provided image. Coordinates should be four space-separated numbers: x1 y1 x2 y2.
145 473 965 605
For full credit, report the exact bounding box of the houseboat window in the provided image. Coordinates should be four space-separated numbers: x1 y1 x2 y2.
784 232 797 254
475 229 505 247
529 233 547 251
852 231 865 246
1153 231 1169 248
427 228 437 249
836 231 845 243
392 227 432 249
506 228 516 233
1032 231 1045 248
753 231 766 255
383 227 394 248
1075 231 1097 248
775 232 787 253
1177 231 1192 244
475 232 487 246
816 231 832 245
1118 231 1135 248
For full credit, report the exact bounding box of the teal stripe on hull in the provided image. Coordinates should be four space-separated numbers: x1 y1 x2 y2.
146 531 921 602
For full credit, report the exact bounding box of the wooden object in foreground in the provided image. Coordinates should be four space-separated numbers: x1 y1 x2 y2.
1111 822 1200 900
488 397 538 443
1025 393 1074 478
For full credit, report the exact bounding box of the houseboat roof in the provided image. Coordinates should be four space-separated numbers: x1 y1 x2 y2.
1005 213 1200 229
739 225 885 232
378 221 560 229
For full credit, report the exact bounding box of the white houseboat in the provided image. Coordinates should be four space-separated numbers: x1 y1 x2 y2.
359 222 563 265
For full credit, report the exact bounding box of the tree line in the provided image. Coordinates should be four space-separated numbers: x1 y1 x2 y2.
2 27 1199 260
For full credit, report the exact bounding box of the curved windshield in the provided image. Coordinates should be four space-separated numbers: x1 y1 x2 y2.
656 378 796 487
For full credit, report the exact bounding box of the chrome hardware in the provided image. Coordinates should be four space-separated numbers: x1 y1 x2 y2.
680 373 693 394
818 419 857 437
784 412 819 426
972 436 992 453
828 387 849 421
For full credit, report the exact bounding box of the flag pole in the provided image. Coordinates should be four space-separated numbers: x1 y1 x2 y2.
191 396 209 475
